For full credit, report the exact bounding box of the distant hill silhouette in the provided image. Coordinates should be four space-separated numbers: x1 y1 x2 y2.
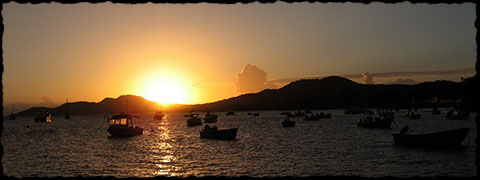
16 95 161 116
15 76 475 116
173 76 474 112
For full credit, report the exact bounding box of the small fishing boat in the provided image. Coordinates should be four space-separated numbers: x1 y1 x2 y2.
186 113 202 127
107 113 143 137
200 125 238 140
303 112 331 121
431 108 441 115
153 111 165 120
345 108 371 115
303 114 320 121
226 111 235 116
184 112 196 117
357 115 393 129
377 110 394 117
282 117 295 127
445 109 469 120
392 127 470 147
319 112 332 119
404 111 421 119
286 112 295 118
294 111 305 117
34 111 52 123
203 112 218 123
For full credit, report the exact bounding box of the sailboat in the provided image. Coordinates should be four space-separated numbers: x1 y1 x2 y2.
8 104 16 120
153 104 165 120
64 99 70 119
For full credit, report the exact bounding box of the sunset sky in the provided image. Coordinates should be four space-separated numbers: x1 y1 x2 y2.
2 2 476 114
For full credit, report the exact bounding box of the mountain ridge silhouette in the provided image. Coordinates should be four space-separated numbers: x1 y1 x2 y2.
15 76 474 116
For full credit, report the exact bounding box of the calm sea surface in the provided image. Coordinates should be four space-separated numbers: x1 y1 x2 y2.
2 109 477 177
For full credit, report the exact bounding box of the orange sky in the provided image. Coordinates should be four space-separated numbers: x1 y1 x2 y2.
2 2 476 114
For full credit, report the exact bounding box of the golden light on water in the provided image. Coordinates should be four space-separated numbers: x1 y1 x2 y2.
151 120 183 177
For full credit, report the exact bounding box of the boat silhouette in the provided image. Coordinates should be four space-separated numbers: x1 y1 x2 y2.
282 117 296 127
392 127 470 147
203 112 218 123
445 108 469 120
153 111 165 120
303 112 331 121
34 110 51 123
200 125 237 140
404 111 421 119
357 115 394 129
107 113 143 137
186 113 202 127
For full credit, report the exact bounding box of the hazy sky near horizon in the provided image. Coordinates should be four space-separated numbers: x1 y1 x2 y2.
2 2 476 112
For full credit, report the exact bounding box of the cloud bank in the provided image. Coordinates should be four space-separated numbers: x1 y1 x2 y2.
362 72 375 84
236 64 275 94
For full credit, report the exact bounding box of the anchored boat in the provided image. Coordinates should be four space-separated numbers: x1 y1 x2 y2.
200 125 237 140
203 112 218 123
392 127 469 147
107 113 143 137
282 117 296 127
34 111 51 123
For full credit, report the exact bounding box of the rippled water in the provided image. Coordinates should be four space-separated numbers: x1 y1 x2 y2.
2 108 477 177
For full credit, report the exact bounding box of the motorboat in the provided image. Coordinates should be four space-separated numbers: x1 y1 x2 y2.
377 110 394 117
153 111 165 120
446 109 469 120
303 112 331 121
34 111 52 123
107 113 143 137
318 112 332 119
203 112 218 123
282 117 295 127
186 113 202 127
294 111 305 117
404 111 421 119
345 108 371 115
200 125 238 140
392 127 470 147
303 114 320 121
357 115 393 129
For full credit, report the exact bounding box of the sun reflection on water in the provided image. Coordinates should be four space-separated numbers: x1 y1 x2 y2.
147 120 183 177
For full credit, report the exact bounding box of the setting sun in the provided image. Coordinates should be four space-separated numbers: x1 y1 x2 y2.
143 80 187 104
137 72 191 105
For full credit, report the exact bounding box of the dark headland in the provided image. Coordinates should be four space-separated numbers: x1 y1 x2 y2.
15 76 476 116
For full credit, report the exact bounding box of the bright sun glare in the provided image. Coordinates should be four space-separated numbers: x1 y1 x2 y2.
140 75 190 105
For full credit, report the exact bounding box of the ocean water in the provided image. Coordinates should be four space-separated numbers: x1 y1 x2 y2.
2 108 477 178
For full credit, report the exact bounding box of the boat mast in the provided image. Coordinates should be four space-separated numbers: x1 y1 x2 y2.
66 98 69 114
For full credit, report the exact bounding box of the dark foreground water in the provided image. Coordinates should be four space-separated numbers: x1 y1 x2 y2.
2 108 477 177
